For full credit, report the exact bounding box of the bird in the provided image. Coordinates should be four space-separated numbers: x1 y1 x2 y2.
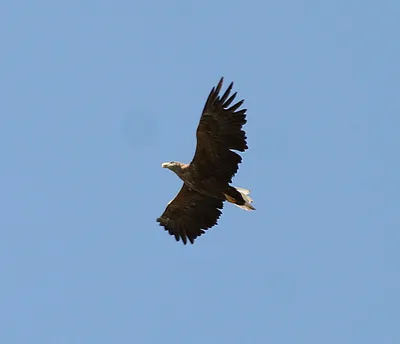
157 77 255 244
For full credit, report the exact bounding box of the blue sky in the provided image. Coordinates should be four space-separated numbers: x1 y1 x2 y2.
1 1 399 343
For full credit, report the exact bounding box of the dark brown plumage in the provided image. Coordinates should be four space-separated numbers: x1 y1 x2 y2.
157 77 255 244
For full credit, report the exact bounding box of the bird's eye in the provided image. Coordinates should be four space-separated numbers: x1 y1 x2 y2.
170 161 175 164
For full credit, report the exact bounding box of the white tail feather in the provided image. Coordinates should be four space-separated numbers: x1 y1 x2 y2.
234 186 255 211
235 187 250 195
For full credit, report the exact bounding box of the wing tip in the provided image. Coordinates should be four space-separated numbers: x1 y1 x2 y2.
157 216 199 245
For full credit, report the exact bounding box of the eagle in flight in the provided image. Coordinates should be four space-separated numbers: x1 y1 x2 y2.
157 77 255 244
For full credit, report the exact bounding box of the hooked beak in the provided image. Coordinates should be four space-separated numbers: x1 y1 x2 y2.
161 162 169 168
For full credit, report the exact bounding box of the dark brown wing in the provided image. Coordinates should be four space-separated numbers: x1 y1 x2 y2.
190 77 248 184
157 184 224 245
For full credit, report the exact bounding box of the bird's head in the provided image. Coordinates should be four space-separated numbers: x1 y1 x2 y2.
161 161 184 174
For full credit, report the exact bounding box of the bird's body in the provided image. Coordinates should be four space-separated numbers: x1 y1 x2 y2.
157 78 255 244
161 161 250 205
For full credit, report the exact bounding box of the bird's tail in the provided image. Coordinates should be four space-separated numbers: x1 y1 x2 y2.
235 187 256 211
224 186 255 211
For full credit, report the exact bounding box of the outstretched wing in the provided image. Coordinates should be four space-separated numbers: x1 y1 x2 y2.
157 184 224 245
190 77 248 185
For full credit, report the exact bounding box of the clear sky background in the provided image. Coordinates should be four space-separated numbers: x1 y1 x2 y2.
1 1 399 343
